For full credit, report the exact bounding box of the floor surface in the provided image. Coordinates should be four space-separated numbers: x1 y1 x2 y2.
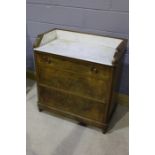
26 79 129 155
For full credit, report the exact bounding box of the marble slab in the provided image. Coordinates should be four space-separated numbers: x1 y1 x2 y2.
34 29 123 66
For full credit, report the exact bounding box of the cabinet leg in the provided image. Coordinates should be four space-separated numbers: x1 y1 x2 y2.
38 107 43 112
102 126 108 134
78 122 87 127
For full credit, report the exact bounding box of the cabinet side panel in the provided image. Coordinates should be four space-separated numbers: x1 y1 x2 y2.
107 60 124 121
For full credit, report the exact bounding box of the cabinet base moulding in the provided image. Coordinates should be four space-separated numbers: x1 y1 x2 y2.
38 103 108 132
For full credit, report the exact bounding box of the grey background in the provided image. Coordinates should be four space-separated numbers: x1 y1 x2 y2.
26 0 129 94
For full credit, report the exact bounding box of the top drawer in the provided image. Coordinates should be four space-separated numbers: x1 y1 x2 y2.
35 51 112 80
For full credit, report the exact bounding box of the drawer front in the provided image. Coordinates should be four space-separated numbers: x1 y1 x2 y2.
37 66 111 102
39 86 106 122
35 52 111 80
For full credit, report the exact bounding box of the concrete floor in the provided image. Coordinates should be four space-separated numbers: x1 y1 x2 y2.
26 79 129 155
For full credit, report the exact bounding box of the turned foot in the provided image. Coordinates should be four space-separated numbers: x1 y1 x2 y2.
102 126 108 134
38 108 43 112
78 122 87 127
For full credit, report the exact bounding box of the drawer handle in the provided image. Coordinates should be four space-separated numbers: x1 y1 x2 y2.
91 67 98 73
42 56 52 64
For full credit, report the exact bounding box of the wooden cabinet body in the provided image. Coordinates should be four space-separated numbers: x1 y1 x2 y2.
34 29 126 133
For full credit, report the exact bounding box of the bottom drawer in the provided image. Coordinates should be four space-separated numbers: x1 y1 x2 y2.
38 86 106 122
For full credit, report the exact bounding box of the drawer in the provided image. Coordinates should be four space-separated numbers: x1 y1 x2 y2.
37 66 111 102
39 86 106 122
35 52 111 80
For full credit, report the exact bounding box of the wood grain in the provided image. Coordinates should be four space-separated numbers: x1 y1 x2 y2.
33 29 127 133
39 85 106 122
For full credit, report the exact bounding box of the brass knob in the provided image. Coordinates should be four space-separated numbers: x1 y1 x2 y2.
42 56 51 64
91 67 98 73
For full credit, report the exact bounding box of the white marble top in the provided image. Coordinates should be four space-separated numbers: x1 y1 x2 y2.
34 30 123 66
